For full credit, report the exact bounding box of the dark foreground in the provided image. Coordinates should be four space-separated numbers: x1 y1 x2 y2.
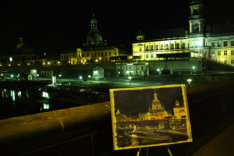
0 78 234 156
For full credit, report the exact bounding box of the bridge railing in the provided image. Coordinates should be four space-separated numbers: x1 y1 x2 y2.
0 79 234 156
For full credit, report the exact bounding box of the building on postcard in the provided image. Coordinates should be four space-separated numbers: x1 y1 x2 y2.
132 0 234 66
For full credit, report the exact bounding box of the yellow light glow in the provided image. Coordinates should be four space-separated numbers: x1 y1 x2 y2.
43 62 46 65
27 63 30 65
47 62 51 65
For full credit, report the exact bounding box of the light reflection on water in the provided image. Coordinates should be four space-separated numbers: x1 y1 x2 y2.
0 88 50 119
0 85 109 120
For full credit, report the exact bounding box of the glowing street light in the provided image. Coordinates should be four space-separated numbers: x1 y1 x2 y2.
128 76 132 84
187 78 192 87
79 76 83 80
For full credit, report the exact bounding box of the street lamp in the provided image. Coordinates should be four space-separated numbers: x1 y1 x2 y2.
192 66 196 75
128 76 132 84
88 75 91 84
187 78 192 87
79 76 83 85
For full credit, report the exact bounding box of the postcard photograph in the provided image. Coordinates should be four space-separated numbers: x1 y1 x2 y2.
110 84 192 150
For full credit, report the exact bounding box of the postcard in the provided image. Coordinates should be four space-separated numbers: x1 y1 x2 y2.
110 84 192 150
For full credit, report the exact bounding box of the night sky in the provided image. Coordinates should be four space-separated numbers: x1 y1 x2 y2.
0 0 233 52
113 87 184 115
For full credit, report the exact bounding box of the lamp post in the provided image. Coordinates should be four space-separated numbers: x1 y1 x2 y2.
88 75 91 84
128 76 132 84
192 66 196 75
187 78 192 87
58 74 62 83
79 76 83 85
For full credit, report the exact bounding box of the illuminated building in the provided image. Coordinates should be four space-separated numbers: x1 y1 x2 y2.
132 0 234 66
173 100 186 120
116 62 149 77
60 15 127 65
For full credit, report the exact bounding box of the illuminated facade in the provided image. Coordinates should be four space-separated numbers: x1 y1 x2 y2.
60 15 126 65
132 0 234 66
116 62 149 77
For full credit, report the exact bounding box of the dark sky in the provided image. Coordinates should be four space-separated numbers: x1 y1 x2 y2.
113 87 184 115
0 0 233 52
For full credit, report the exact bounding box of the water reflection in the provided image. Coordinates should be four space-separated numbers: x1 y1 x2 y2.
0 88 50 119
0 85 109 120
18 91 21 98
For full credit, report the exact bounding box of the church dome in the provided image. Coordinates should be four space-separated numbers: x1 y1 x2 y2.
86 16 103 47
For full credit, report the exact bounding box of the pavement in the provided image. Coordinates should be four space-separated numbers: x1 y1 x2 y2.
192 123 234 156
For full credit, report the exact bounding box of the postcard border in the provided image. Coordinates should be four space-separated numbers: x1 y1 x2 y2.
110 84 193 150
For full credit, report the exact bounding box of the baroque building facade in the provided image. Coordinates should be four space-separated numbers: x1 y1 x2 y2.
60 15 126 65
132 0 234 66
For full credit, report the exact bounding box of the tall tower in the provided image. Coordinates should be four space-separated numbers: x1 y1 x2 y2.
86 14 103 47
189 0 205 36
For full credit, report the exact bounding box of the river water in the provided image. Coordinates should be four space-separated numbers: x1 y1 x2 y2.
0 81 109 119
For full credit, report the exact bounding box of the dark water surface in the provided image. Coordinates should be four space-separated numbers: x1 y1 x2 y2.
0 81 109 119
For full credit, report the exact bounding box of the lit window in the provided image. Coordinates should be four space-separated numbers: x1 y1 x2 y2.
151 54 153 58
231 41 234 46
171 44 174 49
224 51 227 55
223 41 227 47
182 43 185 49
160 45 163 50
211 42 215 47
145 46 149 51
146 54 148 58
212 52 215 56
155 45 158 50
